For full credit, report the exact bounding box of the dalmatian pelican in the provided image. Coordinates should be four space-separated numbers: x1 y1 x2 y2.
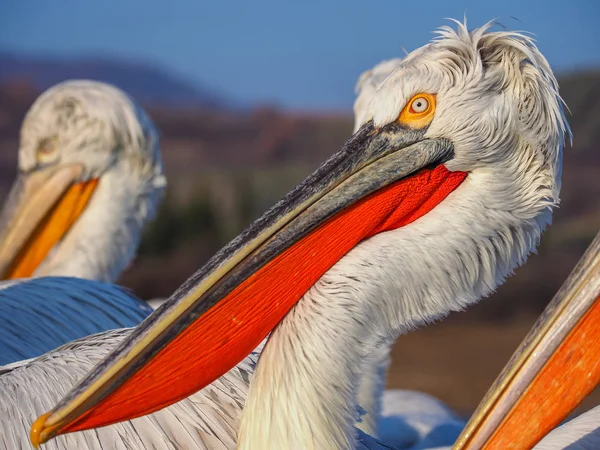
0 80 164 363
452 229 600 450
0 79 166 282
352 56 600 450
23 21 578 450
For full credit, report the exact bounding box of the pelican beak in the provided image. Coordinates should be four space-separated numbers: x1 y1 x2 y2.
453 230 600 450
31 122 467 446
0 165 99 280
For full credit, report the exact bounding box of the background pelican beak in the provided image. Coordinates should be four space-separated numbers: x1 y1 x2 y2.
31 122 467 446
0 164 98 280
453 229 600 450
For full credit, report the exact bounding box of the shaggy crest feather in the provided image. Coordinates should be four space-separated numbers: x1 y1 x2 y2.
369 20 569 203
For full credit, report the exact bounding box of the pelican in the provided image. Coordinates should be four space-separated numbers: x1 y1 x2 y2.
352 52 599 449
0 79 166 282
451 229 600 450
25 21 576 450
0 80 165 362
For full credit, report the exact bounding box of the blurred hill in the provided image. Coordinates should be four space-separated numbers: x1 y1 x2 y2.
0 67 598 415
0 51 229 108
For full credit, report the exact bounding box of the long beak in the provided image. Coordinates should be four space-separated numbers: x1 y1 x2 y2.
453 229 600 450
0 165 98 280
31 122 467 446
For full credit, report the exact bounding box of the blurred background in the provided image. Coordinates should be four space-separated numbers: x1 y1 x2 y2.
1 0 598 417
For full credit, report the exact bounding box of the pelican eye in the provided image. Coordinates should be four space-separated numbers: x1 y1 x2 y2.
410 97 429 113
36 137 58 164
398 93 436 129
39 139 54 154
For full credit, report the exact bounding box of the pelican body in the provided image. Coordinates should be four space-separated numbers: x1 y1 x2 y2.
0 278 152 365
1 330 260 450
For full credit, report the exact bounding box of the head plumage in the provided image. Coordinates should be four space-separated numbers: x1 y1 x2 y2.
20 80 165 188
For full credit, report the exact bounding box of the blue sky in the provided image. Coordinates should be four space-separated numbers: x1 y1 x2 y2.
1 0 598 109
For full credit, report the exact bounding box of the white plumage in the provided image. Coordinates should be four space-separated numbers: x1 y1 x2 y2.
0 330 259 450
352 55 467 447
0 278 152 365
354 57 404 133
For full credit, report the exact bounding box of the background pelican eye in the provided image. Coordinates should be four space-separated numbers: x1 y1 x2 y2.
36 137 58 163
398 93 436 129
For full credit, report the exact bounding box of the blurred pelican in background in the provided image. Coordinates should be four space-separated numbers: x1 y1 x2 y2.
0 80 165 363
19 21 582 450
0 80 166 282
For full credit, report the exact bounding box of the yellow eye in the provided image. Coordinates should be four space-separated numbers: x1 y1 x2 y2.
398 93 436 129
410 97 429 113
36 137 58 164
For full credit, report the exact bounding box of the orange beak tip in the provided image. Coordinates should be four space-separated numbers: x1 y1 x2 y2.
30 412 51 448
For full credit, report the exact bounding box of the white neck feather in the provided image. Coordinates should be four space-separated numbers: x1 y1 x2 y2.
238 151 554 448
239 281 375 449
34 160 164 283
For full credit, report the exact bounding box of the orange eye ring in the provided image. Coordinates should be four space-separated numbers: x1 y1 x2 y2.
398 93 436 129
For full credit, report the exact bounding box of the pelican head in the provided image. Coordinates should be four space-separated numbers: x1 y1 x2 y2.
30 22 578 448
0 80 166 282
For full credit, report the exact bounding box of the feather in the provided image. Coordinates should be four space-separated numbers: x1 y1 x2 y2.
0 277 152 365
